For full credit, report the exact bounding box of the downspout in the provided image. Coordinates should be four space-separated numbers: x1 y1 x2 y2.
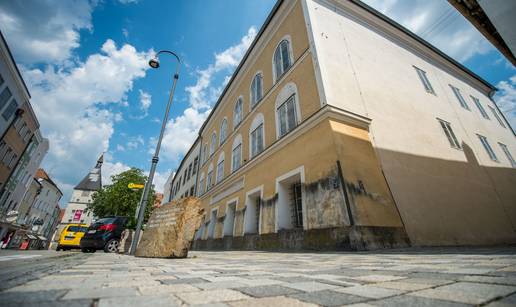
194 135 203 196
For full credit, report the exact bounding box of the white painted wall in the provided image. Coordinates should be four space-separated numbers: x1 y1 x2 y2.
304 0 516 245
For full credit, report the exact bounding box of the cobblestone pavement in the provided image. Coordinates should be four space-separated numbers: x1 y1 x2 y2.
1 247 516 306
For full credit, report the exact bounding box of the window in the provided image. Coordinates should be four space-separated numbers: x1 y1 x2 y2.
0 73 4 86
192 157 198 175
2 99 17 121
250 73 263 108
231 134 242 172
449 85 470 110
499 143 516 168
202 144 208 163
477 134 498 161
183 170 187 185
216 153 224 184
198 173 205 195
187 163 192 180
470 96 489 119
2 147 12 165
273 39 292 82
233 97 243 129
0 87 12 110
190 186 194 196
210 132 217 156
206 171 213 191
250 114 264 158
488 105 506 128
277 95 298 137
251 124 264 158
414 66 435 94
220 118 228 145
437 119 461 149
8 153 17 169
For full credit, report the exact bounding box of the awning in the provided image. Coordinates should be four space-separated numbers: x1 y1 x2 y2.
26 234 37 240
37 236 48 241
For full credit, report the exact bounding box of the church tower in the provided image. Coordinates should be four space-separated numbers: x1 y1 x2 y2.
61 154 103 225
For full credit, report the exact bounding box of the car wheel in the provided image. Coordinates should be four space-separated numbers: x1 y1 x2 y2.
104 239 119 253
81 248 89 253
56 245 61 251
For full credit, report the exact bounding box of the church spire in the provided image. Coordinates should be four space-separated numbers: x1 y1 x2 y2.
96 153 104 168
74 153 103 191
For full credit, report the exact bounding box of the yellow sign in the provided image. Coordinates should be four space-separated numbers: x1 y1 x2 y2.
128 183 145 189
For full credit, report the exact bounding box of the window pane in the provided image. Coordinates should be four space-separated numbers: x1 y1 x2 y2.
257 124 263 153
0 87 12 110
489 106 506 128
278 103 287 136
471 96 489 119
274 47 282 79
217 161 224 183
478 135 498 161
281 41 290 71
2 99 17 121
256 75 262 101
450 86 469 110
499 143 516 168
232 144 241 171
286 96 297 132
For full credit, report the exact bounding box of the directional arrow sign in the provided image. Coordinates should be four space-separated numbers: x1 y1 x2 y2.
128 183 145 189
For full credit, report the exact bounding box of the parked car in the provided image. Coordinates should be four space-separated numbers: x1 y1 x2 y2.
56 224 88 251
80 216 128 253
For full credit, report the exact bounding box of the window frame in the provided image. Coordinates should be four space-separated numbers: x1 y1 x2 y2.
449 85 470 110
231 134 243 173
219 117 228 145
437 118 461 149
216 152 225 184
272 36 294 84
233 96 243 130
498 142 516 168
488 105 506 128
275 82 301 139
249 113 265 159
250 72 263 109
471 96 489 119
413 66 435 95
210 131 217 156
477 134 498 162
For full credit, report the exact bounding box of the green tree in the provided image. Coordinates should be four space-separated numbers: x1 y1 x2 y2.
87 168 155 229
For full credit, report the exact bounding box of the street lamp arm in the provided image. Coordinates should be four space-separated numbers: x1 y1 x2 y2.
155 50 181 63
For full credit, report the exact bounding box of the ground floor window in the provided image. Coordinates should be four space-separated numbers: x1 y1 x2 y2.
291 182 303 228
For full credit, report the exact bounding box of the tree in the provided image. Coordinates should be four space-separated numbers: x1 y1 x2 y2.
87 168 155 229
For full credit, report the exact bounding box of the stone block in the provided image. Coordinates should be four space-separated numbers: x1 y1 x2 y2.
135 197 204 258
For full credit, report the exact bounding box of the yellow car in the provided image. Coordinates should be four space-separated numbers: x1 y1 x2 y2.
56 224 89 251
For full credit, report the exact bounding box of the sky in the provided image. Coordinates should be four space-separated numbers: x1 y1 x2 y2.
0 0 514 206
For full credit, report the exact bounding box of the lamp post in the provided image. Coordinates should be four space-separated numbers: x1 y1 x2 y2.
129 50 180 255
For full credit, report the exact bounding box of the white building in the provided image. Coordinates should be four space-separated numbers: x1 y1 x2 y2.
61 155 103 225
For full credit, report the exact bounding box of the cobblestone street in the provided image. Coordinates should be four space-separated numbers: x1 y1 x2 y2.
1 247 516 306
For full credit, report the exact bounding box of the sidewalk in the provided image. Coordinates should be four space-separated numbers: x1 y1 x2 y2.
1 247 516 306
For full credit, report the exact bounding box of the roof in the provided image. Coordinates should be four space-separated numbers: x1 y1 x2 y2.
35 168 63 195
198 0 495 135
448 0 516 67
0 30 31 99
74 154 103 191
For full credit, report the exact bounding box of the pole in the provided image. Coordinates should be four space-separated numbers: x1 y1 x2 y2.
130 53 180 255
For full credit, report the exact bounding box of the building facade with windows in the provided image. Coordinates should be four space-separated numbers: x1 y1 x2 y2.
61 155 103 226
183 0 516 248
168 138 200 202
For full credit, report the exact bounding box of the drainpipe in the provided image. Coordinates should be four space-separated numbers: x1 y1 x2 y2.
193 135 203 197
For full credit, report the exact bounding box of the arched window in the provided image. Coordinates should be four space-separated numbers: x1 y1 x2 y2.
249 113 265 159
198 172 205 196
220 118 228 145
206 163 214 191
233 97 243 129
231 134 242 172
273 38 293 82
216 152 225 183
275 82 301 139
210 132 217 156
250 73 263 108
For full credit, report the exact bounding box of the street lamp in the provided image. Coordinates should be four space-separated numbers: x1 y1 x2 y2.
129 50 181 255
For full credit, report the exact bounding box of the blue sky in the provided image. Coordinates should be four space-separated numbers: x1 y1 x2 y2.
0 0 514 205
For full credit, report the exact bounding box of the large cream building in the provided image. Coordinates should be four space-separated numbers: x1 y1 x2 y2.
174 0 516 249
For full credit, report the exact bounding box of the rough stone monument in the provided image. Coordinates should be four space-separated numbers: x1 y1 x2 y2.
135 197 204 258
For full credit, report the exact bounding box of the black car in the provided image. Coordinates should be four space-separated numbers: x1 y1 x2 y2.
80 216 128 253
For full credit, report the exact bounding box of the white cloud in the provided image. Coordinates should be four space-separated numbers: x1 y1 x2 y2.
22 39 152 204
118 0 139 4
150 169 171 194
122 28 129 39
185 27 257 110
0 0 94 64
138 89 152 117
102 160 131 186
494 75 516 130
158 27 257 163
126 135 144 150
362 0 493 62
